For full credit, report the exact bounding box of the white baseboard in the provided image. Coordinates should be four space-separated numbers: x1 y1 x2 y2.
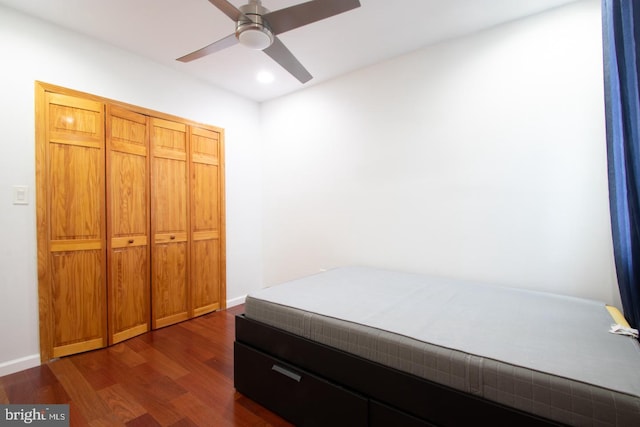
0 353 41 377
227 294 246 308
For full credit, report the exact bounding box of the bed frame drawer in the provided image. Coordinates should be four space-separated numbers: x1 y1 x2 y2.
234 341 368 426
370 401 435 427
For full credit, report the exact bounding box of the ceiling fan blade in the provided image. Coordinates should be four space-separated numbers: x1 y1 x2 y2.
207 0 246 21
263 0 361 35
177 33 238 62
263 37 312 83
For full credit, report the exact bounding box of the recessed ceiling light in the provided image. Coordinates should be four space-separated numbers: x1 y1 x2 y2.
257 70 275 84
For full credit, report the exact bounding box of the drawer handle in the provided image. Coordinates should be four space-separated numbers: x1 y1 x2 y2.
128 239 134 244
271 364 301 382
170 235 176 240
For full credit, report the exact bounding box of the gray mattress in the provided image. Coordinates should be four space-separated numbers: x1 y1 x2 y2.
244 267 640 426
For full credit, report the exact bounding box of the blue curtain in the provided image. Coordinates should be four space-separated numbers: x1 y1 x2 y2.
603 0 640 329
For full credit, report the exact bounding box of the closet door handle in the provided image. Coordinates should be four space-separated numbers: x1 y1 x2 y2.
271 364 302 382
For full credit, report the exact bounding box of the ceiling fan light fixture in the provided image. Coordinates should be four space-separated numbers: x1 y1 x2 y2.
236 0 273 50
237 24 274 50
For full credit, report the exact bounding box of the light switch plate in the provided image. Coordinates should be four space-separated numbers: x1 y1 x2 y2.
13 185 29 205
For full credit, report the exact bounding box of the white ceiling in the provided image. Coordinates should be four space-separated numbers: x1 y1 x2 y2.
0 0 580 102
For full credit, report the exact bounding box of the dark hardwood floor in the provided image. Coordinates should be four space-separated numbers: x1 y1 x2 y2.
0 305 293 426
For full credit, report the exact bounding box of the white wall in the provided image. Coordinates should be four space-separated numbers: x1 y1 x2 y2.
0 5 263 375
262 0 620 305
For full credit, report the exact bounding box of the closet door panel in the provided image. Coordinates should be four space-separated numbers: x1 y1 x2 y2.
191 238 220 316
152 241 189 328
192 162 219 231
48 94 103 146
153 157 188 232
49 145 103 240
107 107 150 344
151 118 189 328
110 151 147 234
50 250 104 357
110 246 149 342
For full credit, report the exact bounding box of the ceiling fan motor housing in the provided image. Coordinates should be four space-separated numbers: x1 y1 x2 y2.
236 0 274 50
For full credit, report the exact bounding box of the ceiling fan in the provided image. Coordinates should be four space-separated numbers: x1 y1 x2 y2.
177 0 361 84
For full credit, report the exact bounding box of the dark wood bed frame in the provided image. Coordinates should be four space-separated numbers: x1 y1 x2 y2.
234 314 565 426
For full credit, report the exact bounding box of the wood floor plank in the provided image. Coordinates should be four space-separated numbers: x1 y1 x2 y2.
136 347 190 380
69 349 119 391
1 369 36 402
48 358 125 426
125 413 163 427
106 342 147 368
123 335 153 354
0 382 8 404
27 364 70 404
97 383 147 423
91 359 187 426
170 392 229 427
166 417 199 427
175 370 240 422
68 402 91 427
203 353 234 381
0 306 291 426
89 417 125 427
152 324 220 362
121 388 184 427
2 364 69 404
137 333 227 385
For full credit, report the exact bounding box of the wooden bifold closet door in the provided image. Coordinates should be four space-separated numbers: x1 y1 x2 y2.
150 118 190 329
190 126 225 317
36 91 108 359
106 106 151 345
36 83 226 362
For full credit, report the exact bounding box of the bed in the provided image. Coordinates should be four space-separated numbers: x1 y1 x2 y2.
233 266 640 426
